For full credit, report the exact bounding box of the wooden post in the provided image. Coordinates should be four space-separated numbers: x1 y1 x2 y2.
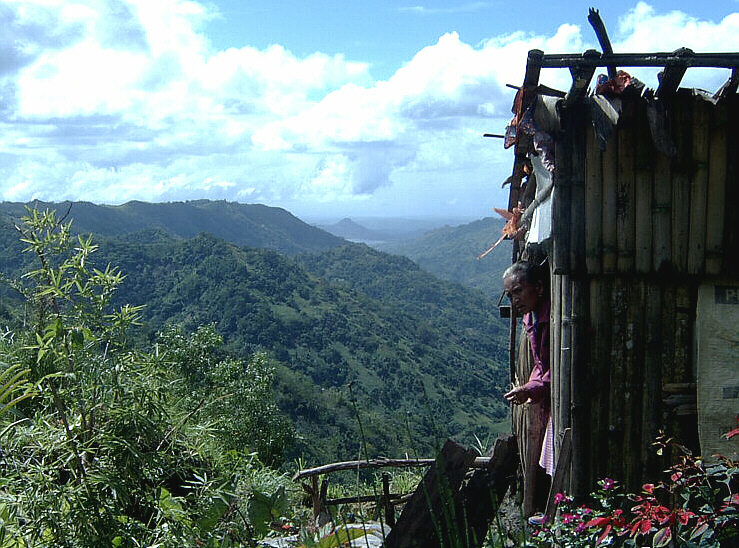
705 101 727 275
585 124 603 275
617 98 636 272
688 97 710 275
642 283 662 481
608 277 627 480
725 94 739 275
570 105 587 274
602 131 618 273
570 278 589 497
671 93 692 273
634 99 654 273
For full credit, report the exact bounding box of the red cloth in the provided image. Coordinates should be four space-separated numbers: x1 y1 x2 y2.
521 297 551 405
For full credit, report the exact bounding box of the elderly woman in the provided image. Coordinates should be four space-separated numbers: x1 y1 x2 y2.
502 261 553 513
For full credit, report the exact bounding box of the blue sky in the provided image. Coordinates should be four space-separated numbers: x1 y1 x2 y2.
1 1 738 221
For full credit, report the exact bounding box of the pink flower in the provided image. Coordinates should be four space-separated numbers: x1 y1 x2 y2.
573 522 587 533
642 483 654 494
562 513 576 524
553 492 565 504
602 478 615 490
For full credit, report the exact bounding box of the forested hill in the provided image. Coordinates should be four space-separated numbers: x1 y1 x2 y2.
377 217 512 298
91 233 509 462
0 200 344 255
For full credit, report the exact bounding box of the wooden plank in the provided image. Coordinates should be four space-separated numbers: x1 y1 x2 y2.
569 278 589 497
705 101 727 275
671 93 692 273
688 97 710 275
570 105 587 274
652 148 672 272
634 98 654 273
660 285 677 385
673 284 692 385
623 281 645 490
602 131 619 273
617 98 636 272
641 283 662 482
608 277 627 480
585 124 603 274
724 94 739 275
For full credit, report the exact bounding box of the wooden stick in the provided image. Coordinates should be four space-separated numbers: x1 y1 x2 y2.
634 98 653 273
617 98 636 272
671 93 692 273
656 49 692 97
602 128 619 273
587 9 616 78
540 51 739 69
705 100 727 275
688 97 710 275
565 50 599 106
585 124 603 274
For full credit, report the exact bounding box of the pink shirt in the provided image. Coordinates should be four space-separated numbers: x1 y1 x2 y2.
521 297 551 405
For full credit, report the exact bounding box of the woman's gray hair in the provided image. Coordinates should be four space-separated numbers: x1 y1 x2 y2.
502 260 547 286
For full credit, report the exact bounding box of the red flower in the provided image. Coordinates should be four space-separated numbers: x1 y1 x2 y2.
642 483 654 494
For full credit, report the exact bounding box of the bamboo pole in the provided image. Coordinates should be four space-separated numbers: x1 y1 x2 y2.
585 124 603 275
642 282 662 481
570 105 587 274
554 113 573 274
617 98 636 272
671 94 692 273
570 277 589 497
608 277 627 480
688 97 710 275
635 99 653 273
705 101 727 275
559 276 572 436
623 281 645 490
602 130 619 273
551 274 562 456
589 277 612 482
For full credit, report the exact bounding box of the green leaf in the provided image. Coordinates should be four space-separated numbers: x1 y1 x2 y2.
653 526 672 547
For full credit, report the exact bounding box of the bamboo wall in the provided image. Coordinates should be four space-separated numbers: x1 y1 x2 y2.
548 91 738 495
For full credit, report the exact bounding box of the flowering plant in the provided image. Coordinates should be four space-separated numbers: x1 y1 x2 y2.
530 431 738 547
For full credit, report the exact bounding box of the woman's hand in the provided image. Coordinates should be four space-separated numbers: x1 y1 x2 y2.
504 385 532 405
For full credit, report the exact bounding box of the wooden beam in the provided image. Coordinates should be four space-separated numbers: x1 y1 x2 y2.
657 48 694 98
540 51 739 68
587 8 617 78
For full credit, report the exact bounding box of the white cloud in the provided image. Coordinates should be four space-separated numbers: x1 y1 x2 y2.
0 1 737 218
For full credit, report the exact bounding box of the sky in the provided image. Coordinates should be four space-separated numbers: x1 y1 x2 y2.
1 1 738 221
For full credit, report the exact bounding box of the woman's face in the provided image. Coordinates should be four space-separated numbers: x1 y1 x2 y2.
503 274 542 316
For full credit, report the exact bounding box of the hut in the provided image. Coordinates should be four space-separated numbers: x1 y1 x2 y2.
494 14 739 511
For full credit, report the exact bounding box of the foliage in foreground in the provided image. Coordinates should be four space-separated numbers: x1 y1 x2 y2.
0 208 295 546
